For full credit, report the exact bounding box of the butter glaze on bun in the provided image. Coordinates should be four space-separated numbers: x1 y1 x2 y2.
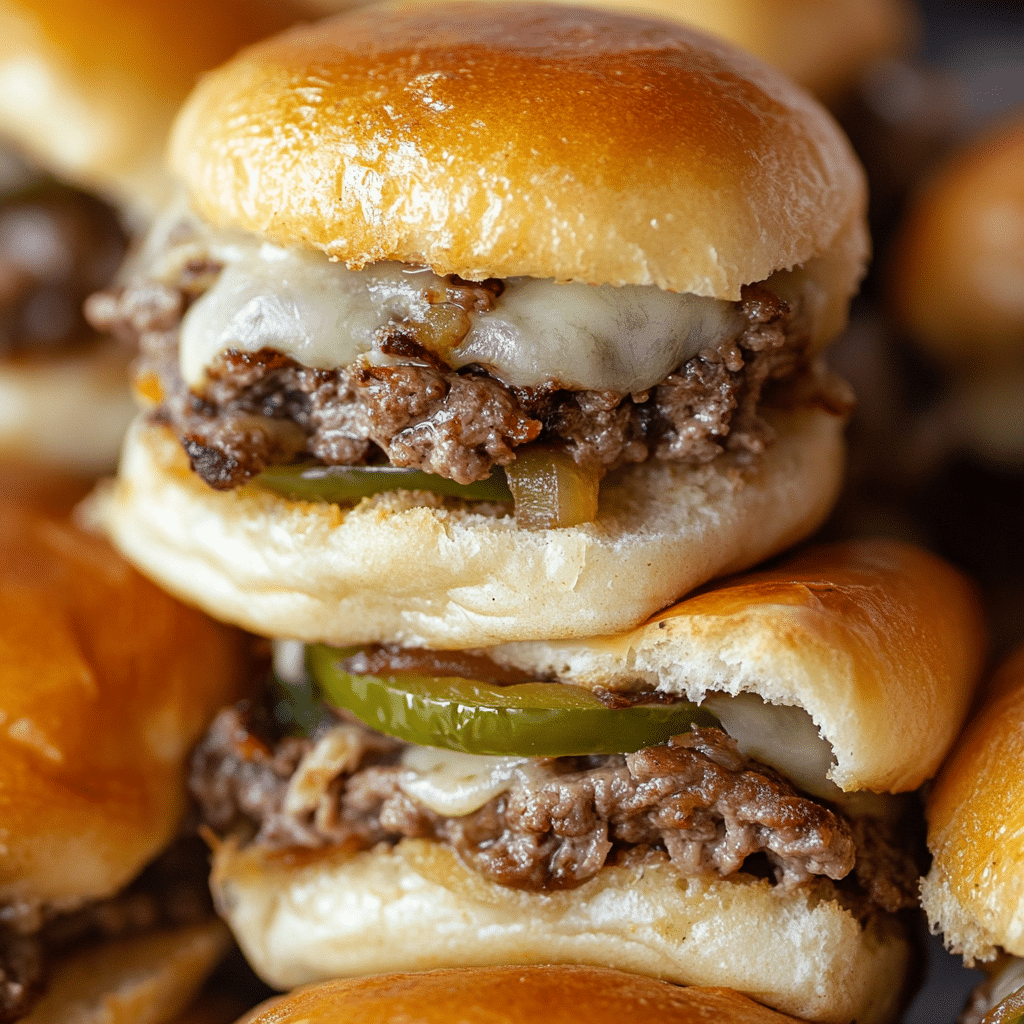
0 497 251 912
923 645 1024 962
0 0 308 217
102 407 845 649
170 1 868 301
237 966 805 1023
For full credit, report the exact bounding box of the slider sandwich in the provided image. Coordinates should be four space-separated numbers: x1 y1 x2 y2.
0 0 306 473
191 538 985 1024
922 645 1024 1024
98 1 867 648
0 490 252 1022
236 966 807 1024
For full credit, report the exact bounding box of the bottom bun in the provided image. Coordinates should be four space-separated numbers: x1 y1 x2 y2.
212 838 910 1024
22 921 229 1024
240 966 805 1023
102 405 845 649
0 341 134 474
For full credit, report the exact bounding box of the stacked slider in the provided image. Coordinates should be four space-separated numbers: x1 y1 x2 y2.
0 487 252 1023
88 4 988 1023
0 0 307 476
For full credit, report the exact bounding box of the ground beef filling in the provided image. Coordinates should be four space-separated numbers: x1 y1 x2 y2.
190 704 921 913
0 837 214 1023
88 272 811 490
0 182 126 360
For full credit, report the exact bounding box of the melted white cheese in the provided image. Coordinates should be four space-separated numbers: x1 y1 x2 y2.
397 746 529 817
388 691 890 820
150 212 743 393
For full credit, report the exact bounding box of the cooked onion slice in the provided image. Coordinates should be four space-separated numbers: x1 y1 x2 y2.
505 448 600 529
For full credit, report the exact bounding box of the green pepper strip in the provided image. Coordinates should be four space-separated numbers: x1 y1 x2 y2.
255 463 513 504
307 644 720 758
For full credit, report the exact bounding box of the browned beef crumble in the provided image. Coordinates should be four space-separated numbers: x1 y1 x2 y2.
0 837 214 1023
87 269 809 490
190 703 921 912
0 182 126 360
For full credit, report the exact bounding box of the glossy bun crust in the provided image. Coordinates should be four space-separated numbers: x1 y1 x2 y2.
923 646 1024 962
489 537 987 792
0 497 251 913
0 0 307 216
170 1 867 300
239 966 805 1023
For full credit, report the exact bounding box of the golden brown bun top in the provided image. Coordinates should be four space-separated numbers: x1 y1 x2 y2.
925 645 1024 959
492 537 987 792
0 496 252 911
238 967 803 1023
892 114 1024 366
171 1 868 299
0 0 308 217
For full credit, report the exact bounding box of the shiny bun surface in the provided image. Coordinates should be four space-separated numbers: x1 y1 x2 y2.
171 1 867 299
238 966 807 1023
0 497 251 912
924 646 1024 961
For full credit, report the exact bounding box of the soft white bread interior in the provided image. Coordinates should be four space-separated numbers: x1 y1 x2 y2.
170 1 867 302
101 406 845 649
487 537 987 793
0 340 135 473
0 497 251 913
238 966 807 1023
21 921 229 1024
923 645 1024 962
212 838 910 1024
0 0 307 219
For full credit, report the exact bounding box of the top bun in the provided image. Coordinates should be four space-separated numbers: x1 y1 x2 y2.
239 966 803 1023
487 537 986 793
922 645 1024 962
0 0 308 218
0 495 252 913
170 1 868 300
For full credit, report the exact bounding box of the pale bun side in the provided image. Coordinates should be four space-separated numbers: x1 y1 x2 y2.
22 921 229 1024
0 0 307 218
488 537 986 793
0 341 135 473
922 646 1024 962
892 115 1024 366
101 406 845 650
0 499 252 912
170 2 867 301
239 966 805 1024
212 838 909 1024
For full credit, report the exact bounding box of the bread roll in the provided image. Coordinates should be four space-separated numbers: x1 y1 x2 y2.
923 645 1024 963
237 965 807 1023
0 497 251 912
